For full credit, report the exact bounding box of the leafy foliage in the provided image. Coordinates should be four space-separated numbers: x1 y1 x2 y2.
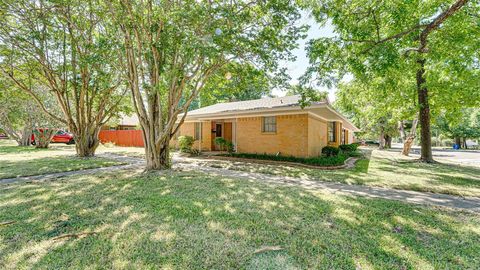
194 63 274 109
339 143 359 153
321 146 340 157
225 152 348 167
178 136 195 153
110 0 306 169
436 108 480 140
301 0 480 160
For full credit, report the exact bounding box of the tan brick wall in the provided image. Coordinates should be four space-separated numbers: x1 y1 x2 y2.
170 114 352 157
307 116 328 156
170 121 212 151
236 114 309 157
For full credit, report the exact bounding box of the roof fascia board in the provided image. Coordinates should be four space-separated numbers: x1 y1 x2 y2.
186 103 328 120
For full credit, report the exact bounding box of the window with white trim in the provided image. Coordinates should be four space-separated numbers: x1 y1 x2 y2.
262 116 276 133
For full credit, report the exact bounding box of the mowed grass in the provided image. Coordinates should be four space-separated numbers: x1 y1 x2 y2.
0 140 124 179
194 149 480 197
0 170 479 269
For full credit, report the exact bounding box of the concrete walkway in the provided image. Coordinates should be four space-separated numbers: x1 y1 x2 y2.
0 154 144 185
2 153 480 212
175 156 480 212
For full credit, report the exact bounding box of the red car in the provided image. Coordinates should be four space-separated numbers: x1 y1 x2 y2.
32 129 75 145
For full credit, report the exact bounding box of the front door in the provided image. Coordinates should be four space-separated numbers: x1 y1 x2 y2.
212 123 223 150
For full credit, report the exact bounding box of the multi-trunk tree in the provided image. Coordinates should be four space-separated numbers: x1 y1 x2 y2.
301 0 479 162
109 0 304 170
0 75 61 148
0 0 129 156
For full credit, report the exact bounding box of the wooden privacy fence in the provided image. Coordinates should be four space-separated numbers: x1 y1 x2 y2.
99 130 144 147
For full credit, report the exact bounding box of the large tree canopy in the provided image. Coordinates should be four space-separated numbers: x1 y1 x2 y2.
0 0 129 156
436 108 480 147
195 63 274 109
109 0 305 170
301 0 480 161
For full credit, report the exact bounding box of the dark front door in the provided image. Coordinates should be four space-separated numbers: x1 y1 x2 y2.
212 123 223 150
216 124 222 137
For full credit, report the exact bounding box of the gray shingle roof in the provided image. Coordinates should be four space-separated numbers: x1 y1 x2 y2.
187 95 327 116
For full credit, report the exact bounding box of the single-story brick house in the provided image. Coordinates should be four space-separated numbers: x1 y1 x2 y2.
172 95 359 157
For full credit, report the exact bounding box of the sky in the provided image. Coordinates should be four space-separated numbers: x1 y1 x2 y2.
273 13 338 101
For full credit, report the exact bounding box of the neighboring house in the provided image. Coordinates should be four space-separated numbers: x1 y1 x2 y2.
102 114 139 130
172 95 359 157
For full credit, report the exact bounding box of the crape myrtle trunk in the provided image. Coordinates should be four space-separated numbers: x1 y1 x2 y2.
141 126 171 170
74 126 101 157
18 126 32 146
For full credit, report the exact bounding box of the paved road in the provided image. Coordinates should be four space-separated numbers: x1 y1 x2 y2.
390 143 480 167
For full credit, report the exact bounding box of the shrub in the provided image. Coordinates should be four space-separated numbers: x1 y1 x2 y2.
214 137 234 153
224 152 348 167
178 135 195 153
321 146 339 157
225 141 235 154
214 137 227 150
339 143 359 153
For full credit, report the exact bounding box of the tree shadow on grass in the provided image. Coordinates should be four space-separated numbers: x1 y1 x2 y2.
0 170 479 269
0 156 122 179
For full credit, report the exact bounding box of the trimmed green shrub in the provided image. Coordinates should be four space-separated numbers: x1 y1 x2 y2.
214 137 235 153
339 143 359 153
178 135 195 153
321 146 339 157
224 152 348 167
214 137 227 150
226 141 235 154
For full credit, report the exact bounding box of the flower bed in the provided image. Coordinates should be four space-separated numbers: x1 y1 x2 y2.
220 152 349 167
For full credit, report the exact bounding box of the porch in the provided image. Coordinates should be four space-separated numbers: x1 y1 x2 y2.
189 119 237 152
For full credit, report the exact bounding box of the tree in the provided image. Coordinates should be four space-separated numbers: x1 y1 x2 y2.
334 79 403 149
0 81 34 146
302 0 479 162
110 0 305 170
0 76 61 147
0 0 129 156
195 63 274 108
436 108 480 148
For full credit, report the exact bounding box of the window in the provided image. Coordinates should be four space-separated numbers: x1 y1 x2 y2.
194 122 202 140
262 116 276 133
328 122 336 142
341 129 346 145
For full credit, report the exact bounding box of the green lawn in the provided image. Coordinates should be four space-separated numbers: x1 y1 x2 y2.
0 141 124 179
193 149 480 197
0 170 479 269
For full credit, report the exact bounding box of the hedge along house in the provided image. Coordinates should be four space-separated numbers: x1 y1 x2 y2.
172 95 360 157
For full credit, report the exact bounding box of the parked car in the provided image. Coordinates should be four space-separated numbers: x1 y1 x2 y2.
31 129 75 145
